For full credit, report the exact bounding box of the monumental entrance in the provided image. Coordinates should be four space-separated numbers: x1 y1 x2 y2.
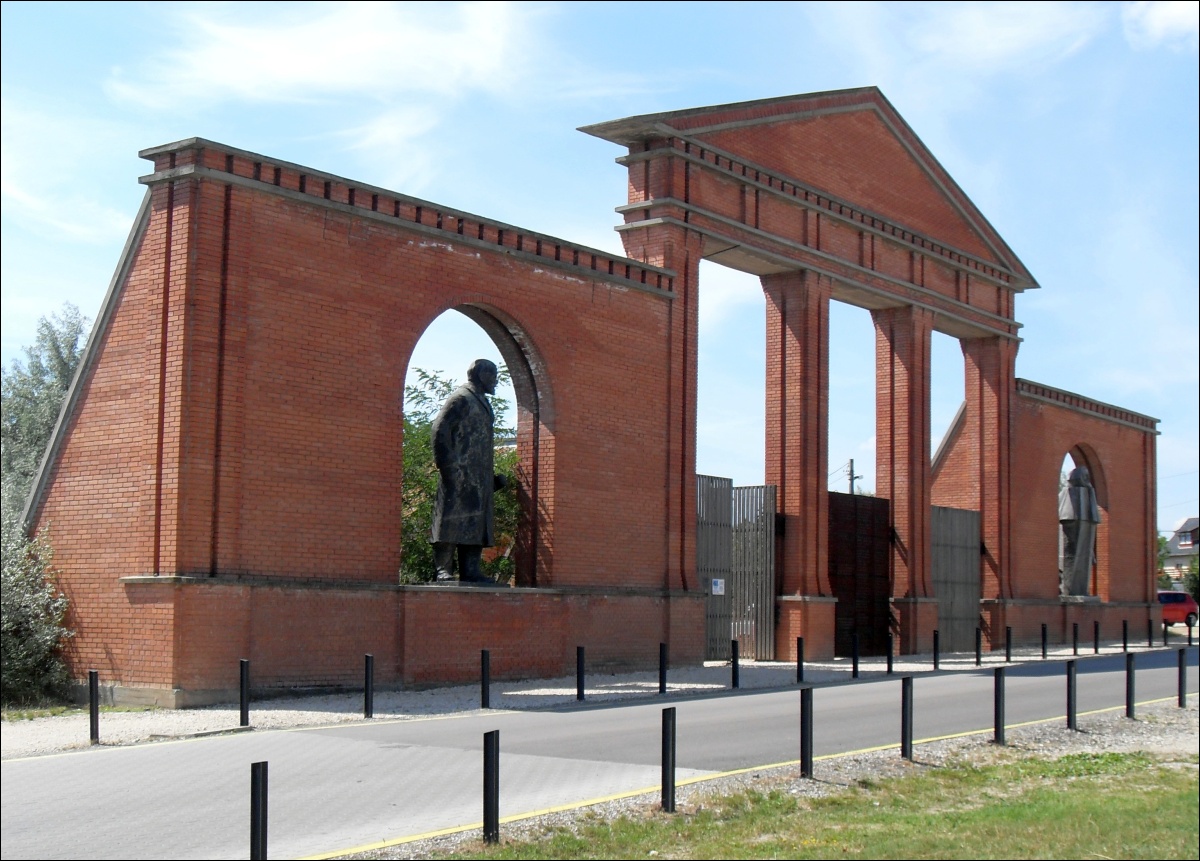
26 88 1159 704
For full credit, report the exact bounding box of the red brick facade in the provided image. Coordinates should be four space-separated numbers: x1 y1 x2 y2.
582 88 1158 659
28 88 1157 703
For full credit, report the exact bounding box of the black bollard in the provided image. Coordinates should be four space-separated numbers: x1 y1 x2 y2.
1072 622 1079 656
975 627 982 667
887 633 894 675
731 639 740 689
800 687 814 778
659 642 668 695
576 646 585 701
1093 620 1100 654
363 654 375 719
483 731 500 844
1126 652 1136 719
993 666 1006 746
1041 622 1047 659
480 650 491 710
1005 626 1013 663
1122 619 1128 652
250 761 268 861
932 630 940 671
1147 619 1153 649
88 670 100 745
1066 660 1077 731
1189 620 1194 648
661 707 676 812
852 633 860 679
901 677 914 760
796 636 805 684
1179 648 1188 709
240 659 250 728
1163 622 1169 647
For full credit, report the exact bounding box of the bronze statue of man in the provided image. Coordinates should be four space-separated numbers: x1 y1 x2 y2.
429 359 505 584
1059 465 1100 597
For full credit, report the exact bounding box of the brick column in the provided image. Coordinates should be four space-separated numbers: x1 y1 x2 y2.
763 270 835 659
873 306 935 653
961 337 1016 603
619 221 702 594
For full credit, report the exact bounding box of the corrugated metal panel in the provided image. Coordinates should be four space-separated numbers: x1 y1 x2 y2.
697 475 733 660
931 505 982 652
732 485 776 660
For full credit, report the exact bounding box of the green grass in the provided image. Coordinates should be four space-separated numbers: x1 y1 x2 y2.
439 751 1199 860
2 703 157 721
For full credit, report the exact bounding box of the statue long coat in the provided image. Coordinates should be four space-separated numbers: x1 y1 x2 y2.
1058 466 1100 596
429 383 496 546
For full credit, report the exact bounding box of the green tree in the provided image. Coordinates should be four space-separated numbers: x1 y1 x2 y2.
399 367 519 584
1 304 89 506
1185 556 1199 604
1 303 87 704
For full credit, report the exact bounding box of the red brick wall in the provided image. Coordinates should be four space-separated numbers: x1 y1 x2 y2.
31 139 693 696
1008 389 1156 604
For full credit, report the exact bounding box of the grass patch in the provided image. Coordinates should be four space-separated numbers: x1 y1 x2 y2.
2 703 157 721
436 751 1198 860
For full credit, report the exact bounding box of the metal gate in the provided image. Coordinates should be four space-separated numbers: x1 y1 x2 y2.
827 491 891 656
698 477 776 660
931 505 982 653
697 475 732 661
731 485 776 660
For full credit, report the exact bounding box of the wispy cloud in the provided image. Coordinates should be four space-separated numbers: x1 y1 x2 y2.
904 2 1110 72
104 2 535 109
1122 1 1200 51
0 98 134 243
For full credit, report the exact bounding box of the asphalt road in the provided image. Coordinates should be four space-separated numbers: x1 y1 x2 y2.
2 649 1194 861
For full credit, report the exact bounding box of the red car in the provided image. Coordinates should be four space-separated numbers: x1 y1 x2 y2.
1157 590 1199 628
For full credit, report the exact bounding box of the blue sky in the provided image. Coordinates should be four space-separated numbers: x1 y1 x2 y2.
2 1 1197 534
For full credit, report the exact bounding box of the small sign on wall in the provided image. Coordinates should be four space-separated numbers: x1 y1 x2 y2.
711 578 725 596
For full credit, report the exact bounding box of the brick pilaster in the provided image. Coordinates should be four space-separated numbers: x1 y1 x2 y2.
873 306 934 602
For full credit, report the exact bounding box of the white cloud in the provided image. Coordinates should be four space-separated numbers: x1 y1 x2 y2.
904 2 1110 71
1122 1 1200 50
0 98 134 244
104 1 535 109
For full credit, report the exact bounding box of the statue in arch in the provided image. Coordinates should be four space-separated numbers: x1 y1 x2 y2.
429 359 506 585
1059 465 1100 597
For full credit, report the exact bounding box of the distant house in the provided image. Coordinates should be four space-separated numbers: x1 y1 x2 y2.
1163 516 1199 580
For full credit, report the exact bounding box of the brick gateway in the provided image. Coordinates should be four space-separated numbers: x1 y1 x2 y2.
25 88 1159 705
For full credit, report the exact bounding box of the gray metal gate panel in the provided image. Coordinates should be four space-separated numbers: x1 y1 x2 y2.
732 485 776 660
931 505 982 653
697 475 733 661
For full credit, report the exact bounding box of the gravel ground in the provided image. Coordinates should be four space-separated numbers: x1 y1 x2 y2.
3 644 1196 859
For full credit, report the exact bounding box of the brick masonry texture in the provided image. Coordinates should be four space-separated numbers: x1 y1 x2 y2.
31 90 1158 700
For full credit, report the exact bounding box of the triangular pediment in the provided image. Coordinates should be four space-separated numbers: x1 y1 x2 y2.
582 87 1036 289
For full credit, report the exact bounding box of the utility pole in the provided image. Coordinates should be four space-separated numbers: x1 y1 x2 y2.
848 459 863 495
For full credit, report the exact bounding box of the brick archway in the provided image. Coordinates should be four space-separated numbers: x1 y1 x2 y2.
436 302 556 587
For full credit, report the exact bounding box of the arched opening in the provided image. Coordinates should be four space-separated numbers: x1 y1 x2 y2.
1058 447 1110 598
402 306 554 587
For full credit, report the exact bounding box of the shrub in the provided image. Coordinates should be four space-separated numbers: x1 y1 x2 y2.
1 515 71 705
